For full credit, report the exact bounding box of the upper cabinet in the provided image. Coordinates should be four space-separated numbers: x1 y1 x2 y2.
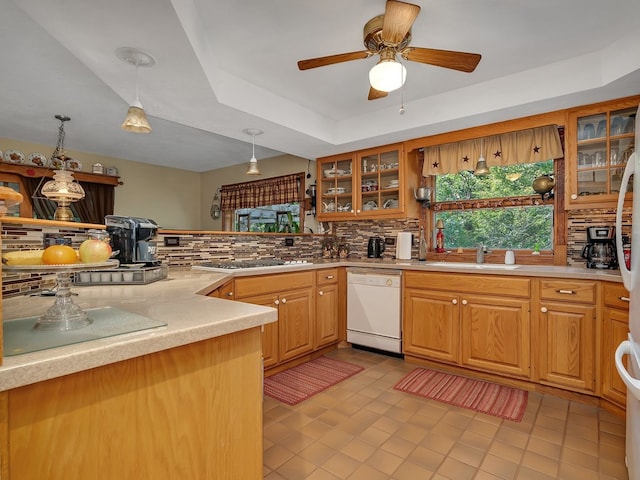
316 143 420 220
565 96 639 209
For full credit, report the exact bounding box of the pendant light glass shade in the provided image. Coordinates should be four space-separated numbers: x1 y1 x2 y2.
39 115 85 221
116 47 155 134
474 138 489 176
243 128 263 175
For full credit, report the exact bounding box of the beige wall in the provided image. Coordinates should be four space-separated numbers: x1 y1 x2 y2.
1 138 317 231
200 153 318 233
0 137 201 229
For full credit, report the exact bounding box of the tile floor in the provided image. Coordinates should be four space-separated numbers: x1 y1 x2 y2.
263 347 629 480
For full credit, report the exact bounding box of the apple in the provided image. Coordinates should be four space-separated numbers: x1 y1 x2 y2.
79 239 112 263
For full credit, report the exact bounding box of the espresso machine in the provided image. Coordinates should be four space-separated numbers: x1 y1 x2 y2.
581 226 618 269
105 215 160 266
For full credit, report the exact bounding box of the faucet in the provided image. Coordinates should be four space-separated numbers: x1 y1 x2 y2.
476 244 486 264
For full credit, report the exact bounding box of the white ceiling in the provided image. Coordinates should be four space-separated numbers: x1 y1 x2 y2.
2 0 639 173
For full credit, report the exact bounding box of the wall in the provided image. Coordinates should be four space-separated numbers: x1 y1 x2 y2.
199 153 318 233
0 137 202 229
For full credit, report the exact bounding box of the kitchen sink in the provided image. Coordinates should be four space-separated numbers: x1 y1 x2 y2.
426 262 520 270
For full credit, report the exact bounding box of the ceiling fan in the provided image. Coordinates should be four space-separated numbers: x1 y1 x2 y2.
297 0 481 100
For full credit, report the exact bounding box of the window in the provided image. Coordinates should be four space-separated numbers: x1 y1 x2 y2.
235 204 301 232
434 160 554 251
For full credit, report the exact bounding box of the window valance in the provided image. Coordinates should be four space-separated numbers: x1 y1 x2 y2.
422 125 564 176
220 172 304 211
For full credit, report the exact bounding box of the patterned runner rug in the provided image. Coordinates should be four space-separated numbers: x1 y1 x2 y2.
264 356 364 406
394 368 528 422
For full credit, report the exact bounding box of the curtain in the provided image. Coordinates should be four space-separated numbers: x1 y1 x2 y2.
220 173 304 210
23 176 115 223
422 125 564 176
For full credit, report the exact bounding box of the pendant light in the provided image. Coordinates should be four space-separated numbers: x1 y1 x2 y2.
474 138 489 176
40 115 85 221
243 128 263 175
117 47 155 133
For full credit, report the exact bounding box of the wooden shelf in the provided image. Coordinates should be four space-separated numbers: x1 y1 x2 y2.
0 162 121 186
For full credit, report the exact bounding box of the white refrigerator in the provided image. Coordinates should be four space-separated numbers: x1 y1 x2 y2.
615 104 640 480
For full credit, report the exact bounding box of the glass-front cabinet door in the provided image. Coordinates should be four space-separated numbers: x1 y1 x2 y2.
566 97 638 209
317 153 355 219
357 145 402 217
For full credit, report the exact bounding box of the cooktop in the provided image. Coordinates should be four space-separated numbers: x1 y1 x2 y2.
194 259 310 271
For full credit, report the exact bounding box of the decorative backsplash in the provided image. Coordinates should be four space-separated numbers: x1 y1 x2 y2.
1 210 628 297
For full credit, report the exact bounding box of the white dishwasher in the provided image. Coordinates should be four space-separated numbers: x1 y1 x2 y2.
347 269 402 354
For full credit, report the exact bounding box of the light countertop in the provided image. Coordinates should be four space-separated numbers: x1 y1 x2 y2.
0 269 277 391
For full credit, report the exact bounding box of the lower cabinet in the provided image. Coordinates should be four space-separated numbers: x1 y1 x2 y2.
460 295 530 378
536 279 598 393
601 282 630 407
403 272 531 379
315 268 339 348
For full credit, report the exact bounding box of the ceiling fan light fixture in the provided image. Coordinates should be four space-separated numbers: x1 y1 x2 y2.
243 128 263 175
369 57 406 93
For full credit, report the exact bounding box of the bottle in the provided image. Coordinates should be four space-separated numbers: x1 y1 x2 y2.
418 227 427 261
505 249 515 265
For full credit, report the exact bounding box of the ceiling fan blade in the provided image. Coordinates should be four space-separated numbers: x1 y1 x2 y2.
402 47 481 73
381 0 421 45
298 51 370 70
368 87 388 101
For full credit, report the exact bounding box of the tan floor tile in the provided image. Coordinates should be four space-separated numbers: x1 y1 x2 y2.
441 410 475 429
437 456 477 480
276 455 317 479
459 429 494 450
341 437 377 462
264 471 288 480
321 452 360 479
347 463 389 480
533 413 567 432
264 444 295 471
561 445 598 471
599 457 630 479
474 470 503 480
526 436 562 461
562 434 598 457
305 468 341 480
465 417 501 438
479 453 518 479
487 439 524 464
419 432 457 456
317 428 354 450
494 425 530 449
370 413 401 434
520 451 559 478
530 424 564 445
392 460 435 480
601 419 627 437
381 435 417 458
407 445 446 471
358 425 391 448
557 461 600 480
395 423 429 444
449 443 486 468
279 431 316 453
365 448 404 476
299 441 337 466
514 466 557 480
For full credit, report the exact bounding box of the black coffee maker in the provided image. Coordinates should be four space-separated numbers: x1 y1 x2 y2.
367 237 385 258
105 215 160 266
581 226 618 269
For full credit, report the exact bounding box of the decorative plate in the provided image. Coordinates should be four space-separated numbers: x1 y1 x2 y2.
67 158 82 171
3 149 25 164
27 152 48 167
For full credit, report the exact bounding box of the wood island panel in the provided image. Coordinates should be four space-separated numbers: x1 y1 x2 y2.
4 327 263 480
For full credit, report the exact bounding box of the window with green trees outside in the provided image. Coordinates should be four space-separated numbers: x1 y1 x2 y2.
434 160 554 251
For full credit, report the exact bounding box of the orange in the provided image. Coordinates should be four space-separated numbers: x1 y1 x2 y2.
41 245 79 265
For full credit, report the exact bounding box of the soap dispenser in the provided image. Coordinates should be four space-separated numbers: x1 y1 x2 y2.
505 249 515 265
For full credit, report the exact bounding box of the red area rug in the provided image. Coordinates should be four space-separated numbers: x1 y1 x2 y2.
394 368 528 422
264 356 364 406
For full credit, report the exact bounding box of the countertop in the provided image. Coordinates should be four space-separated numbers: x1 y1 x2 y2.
194 258 625 282
0 269 277 392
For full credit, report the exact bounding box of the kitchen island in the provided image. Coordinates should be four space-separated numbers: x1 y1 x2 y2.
0 269 277 480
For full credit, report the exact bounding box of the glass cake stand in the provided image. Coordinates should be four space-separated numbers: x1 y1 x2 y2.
3 260 119 331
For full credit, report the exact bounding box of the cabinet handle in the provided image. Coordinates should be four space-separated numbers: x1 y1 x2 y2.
462 299 468 305
451 299 458 305
571 193 578 200
356 209 361 213
541 307 548 313
556 289 575 295
319 291 324 296
620 296 630 303
325 275 335 279
226 292 233 297
274 299 280 306
281 298 287 304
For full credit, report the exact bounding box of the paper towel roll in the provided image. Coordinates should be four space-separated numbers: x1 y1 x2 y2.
397 232 413 260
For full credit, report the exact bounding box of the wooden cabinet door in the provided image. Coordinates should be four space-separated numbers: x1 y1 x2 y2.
207 280 234 299
602 307 629 407
537 301 597 392
460 295 531 378
315 283 339 348
239 292 279 368
403 289 460 363
278 287 315 362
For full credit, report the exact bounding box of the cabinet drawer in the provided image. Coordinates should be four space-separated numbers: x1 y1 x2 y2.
235 271 314 298
603 282 630 310
404 271 530 298
316 268 339 285
539 279 596 304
